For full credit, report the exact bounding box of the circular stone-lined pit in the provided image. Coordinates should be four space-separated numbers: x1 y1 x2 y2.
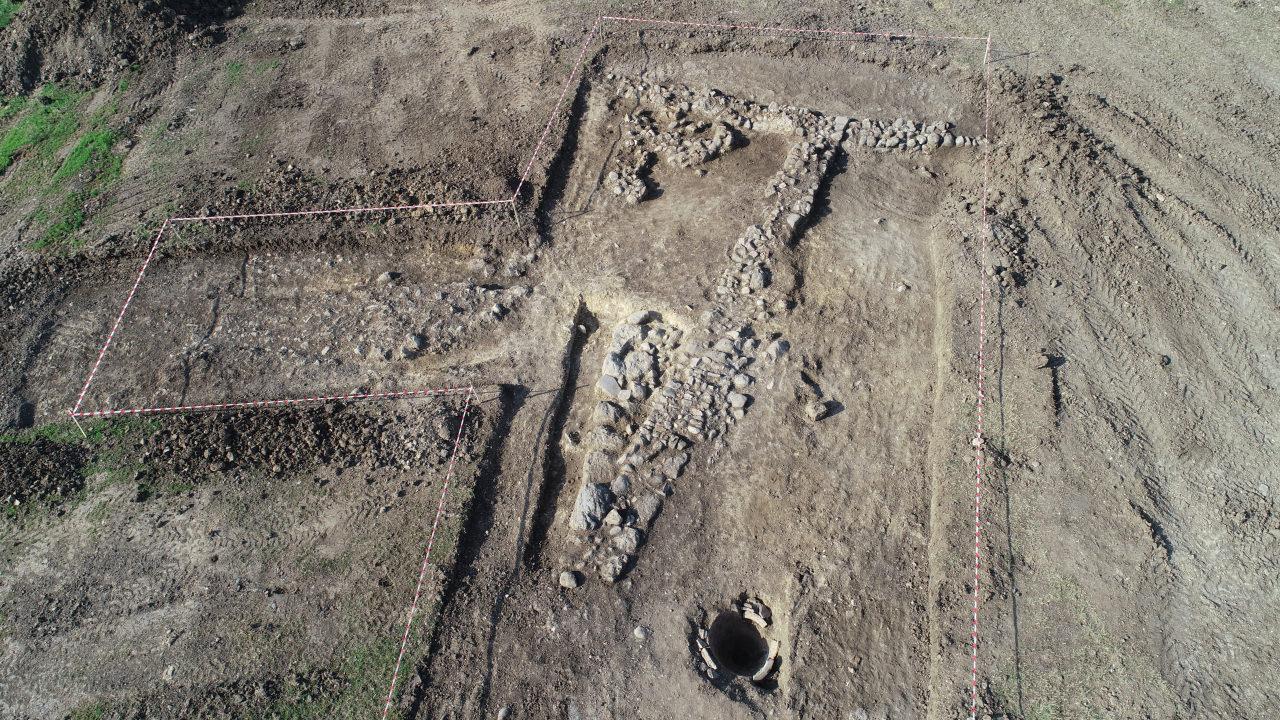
708 610 769 677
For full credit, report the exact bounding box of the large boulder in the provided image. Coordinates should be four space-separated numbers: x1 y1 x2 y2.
597 374 624 399
582 450 614 485
569 482 613 532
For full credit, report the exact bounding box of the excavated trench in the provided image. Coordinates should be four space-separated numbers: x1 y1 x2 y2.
0 398 486 718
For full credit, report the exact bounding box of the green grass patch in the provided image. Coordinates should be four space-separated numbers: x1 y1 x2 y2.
68 701 108 720
226 61 246 86
30 124 125 248
1 417 160 524
0 417 196 507
0 84 84 174
242 130 266 155
259 639 409 720
0 80 130 250
0 95 26 123
33 191 88 248
0 416 159 447
164 479 196 495
0 421 89 446
0 1 21 30
81 450 147 488
53 127 122 185
85 499 112 524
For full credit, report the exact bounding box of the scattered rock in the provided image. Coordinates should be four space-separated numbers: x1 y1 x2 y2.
634 493 663 525
569 483 613 532
612 323 645 349
765 339 790 361
602 353 625 379
599 554 627 582
559 570 582 589
594 401 625 425
582 451 614 487
804 399 830 421
590 427 626 454
612 527 643 554
597 374 624 399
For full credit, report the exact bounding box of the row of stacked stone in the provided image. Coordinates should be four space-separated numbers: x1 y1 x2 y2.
621 108 737 169
568 312 766 583
715 114 848 334
568 311 688 581
602 168 647 205
604 77 826 206
720 114 848 278
563 84 855 586
848 116 982 153
594 309 680 403
602 80 746 205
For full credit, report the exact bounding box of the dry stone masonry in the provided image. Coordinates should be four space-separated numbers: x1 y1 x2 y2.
845 116 983 153
695 597 779 683
599 76 746 205
562 77 980 586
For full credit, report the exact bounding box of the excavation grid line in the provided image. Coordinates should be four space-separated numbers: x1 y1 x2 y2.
602 15 988 42
970 32 995 720
70 220 170 416
381 386 476 720
513 14 604 200
167 198 514 224
59 15 996 717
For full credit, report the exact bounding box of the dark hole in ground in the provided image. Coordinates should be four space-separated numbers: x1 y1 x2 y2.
708 611 768 677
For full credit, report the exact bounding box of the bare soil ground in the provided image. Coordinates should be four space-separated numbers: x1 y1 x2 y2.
1 2 1277 720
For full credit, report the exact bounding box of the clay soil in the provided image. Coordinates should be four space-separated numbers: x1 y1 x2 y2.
1 2 1278 720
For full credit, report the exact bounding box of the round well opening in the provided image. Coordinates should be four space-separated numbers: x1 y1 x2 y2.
708 610 768 677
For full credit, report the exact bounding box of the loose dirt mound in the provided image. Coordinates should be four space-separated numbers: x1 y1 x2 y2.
0 0 234 93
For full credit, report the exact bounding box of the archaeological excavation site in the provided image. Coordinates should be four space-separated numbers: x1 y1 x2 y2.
1 2 1277 719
